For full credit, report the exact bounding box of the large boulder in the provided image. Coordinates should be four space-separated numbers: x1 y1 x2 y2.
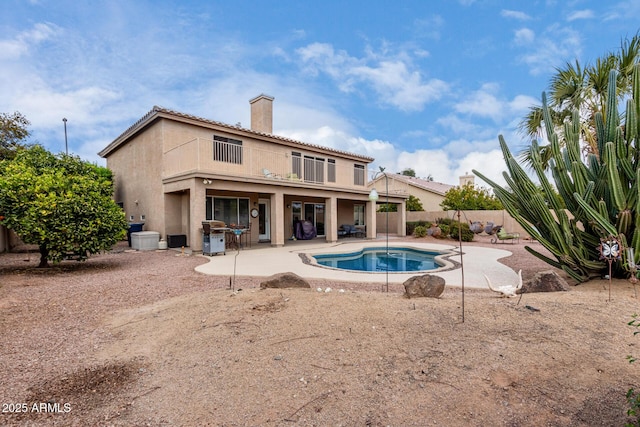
404 274 446 298
260 272 311 289
519 270 570 293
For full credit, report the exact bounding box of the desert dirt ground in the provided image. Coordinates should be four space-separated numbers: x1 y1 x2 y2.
1 234 640 426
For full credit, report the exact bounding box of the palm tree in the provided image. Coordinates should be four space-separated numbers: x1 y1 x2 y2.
518 33 639 169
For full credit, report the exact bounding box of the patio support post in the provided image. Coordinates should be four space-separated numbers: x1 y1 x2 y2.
271 191 285 247
366 198 377 239
326 196 338 243
190 179 207 252
397 199 407 236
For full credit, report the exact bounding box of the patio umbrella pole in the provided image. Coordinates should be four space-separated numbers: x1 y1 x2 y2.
232 247 240 292
457 209 465 323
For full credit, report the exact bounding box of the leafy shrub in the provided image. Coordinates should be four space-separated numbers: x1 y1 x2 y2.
413 225 428 238
406 220 430 235
437 217 454 226
448 221 474 242
437 224 449 237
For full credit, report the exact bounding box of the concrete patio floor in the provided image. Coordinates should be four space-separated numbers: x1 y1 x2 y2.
194 236 519 289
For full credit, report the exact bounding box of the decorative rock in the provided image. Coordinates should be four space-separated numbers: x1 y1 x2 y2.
260 272 311 289
427 225 442 238
519 270 570 294
403 274 446 298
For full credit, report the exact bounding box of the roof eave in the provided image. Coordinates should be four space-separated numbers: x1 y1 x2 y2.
99 106 375 163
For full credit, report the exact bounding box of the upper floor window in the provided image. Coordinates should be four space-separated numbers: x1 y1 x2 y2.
327 159 336 183
292 152 302 179
354 164 365 186
213 135 243 164
304 155 325 184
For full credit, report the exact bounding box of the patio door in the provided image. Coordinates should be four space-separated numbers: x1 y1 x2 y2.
258 198 270 241
303 203 325 236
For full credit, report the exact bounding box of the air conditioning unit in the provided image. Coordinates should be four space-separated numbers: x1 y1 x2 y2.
167 234 187 248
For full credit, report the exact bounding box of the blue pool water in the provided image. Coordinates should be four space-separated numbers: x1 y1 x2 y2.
312 247 441 272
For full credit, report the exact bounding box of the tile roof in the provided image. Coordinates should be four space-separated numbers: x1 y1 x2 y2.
100 105 374 161
376 173 454 195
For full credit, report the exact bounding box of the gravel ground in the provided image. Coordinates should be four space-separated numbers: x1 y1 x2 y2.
1 236 640 426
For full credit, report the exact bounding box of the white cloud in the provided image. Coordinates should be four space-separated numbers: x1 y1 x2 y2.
604 0 640 21
509 94 539 113
501 10 531 21
516 25 582 75
0 22 60 59
567 9 594 21
454 83 504 121
412 15 445 40
397 149 453 182
514 28 535 45
296 42 450 111
351 61 449 111
457 149 506 187
436 114 490 138
392 147 508 188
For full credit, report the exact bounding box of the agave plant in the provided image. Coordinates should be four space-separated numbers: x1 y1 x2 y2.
474 64 640 283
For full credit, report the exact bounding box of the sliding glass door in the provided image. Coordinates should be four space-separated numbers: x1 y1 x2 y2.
304 203 325 236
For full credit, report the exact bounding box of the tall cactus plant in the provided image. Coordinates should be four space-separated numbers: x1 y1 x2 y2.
474 64 640 283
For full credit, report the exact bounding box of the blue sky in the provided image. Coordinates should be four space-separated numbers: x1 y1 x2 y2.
1 0 639 186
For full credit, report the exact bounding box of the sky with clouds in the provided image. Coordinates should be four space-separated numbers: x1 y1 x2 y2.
1 0 639 187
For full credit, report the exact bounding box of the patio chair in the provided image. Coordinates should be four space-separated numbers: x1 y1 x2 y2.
262 168 281 179
339 224 364 238
484 221 498 235
491 227 520 244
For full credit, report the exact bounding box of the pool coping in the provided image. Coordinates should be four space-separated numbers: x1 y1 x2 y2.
300 245 459 274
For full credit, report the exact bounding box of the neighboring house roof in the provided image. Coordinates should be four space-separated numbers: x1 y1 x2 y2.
372 173 454 196
99 105 374 162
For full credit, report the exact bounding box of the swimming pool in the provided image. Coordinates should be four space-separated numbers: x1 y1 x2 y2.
312 247 443 273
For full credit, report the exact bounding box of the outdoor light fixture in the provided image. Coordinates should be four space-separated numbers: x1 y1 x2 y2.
203 179 212 185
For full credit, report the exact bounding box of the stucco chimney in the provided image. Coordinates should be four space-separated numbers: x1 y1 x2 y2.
249 94 274 134
459 172 475 187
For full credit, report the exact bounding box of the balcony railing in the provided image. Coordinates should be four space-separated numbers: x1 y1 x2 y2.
163 137 394 191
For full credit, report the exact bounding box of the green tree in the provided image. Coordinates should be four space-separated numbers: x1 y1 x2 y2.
0 111 31 160
377 203 397 212
519 33 640 168
0 146 128 267
440 184 503 211
406 195 424 211
377 195 423 212
400 168 416 177
474 65 640 282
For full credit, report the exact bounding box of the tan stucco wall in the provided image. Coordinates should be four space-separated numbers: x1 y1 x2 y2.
161 119 368 191
107 121 165 238
408 187 446 211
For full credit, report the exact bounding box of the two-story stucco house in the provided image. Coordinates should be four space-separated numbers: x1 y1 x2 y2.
99 95 406 251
